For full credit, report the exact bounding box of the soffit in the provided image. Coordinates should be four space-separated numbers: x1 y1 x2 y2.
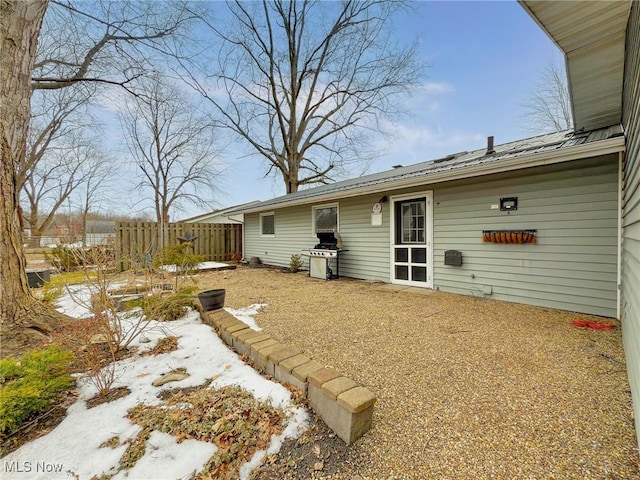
520 1 631 131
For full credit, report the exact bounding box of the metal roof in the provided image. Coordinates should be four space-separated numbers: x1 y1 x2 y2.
520 0 631 132
233 126 624 214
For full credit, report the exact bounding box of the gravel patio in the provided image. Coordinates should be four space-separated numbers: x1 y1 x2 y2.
197 266 639 479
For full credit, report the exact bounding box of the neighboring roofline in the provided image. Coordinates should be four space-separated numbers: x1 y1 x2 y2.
233 134 624 215
179 200 261 222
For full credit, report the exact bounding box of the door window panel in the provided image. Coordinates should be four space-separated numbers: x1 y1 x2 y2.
396 199 426 244
395 265 409 281
411 248 427 264
395 248 409 263
412 266 427 282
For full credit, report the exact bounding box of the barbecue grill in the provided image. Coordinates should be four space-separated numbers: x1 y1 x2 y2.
300 229 345 279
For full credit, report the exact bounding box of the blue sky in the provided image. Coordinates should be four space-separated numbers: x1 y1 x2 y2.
209 0 563 217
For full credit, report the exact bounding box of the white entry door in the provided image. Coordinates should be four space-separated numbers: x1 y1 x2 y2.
391 192 433 287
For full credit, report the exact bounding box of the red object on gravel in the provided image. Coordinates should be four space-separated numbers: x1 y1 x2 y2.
571 319 614 330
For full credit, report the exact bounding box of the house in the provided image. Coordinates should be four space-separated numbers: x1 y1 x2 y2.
179 200 261 224
235 128 623 318
233 0 640 446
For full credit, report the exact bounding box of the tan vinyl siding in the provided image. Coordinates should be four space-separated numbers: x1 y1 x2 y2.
432 155 619 318
621 0 640 450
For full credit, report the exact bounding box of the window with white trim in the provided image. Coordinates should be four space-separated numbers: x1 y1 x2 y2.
260 212 275 236
312 203 338 232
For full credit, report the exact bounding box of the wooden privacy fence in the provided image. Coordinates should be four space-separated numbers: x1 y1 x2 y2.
115 221 242 271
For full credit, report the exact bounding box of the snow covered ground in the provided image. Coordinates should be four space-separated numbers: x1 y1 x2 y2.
1 293 308 479
160 261 230 273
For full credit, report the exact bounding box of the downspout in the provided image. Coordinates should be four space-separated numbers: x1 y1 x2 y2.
617 151 623 320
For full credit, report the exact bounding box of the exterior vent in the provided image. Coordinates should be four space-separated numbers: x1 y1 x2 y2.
486 136 495 154
433 154 456 164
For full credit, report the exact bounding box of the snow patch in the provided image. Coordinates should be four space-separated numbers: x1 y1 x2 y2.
225 304 266 331
1 291 308 479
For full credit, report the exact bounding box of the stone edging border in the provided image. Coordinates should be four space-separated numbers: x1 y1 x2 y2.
202 309 376 445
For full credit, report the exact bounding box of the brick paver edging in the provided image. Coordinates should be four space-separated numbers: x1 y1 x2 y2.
202 309 376 444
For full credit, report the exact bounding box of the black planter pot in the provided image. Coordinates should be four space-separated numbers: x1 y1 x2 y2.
198 289 226 311
26 269 50 288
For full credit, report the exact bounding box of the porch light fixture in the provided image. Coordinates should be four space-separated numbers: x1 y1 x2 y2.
500 197 518 211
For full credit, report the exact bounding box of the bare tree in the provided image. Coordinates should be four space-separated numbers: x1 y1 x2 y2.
76 154 113 247
20 84 98 246
21 134 108 246
0 0 201 356
17 84 95 194
185 0 422 193
120 75 220 228
32 0 199 93
523 60 572 133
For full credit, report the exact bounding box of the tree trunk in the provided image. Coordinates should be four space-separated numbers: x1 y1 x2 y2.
27 203 40 247
1 0 62 358
285 166 300 194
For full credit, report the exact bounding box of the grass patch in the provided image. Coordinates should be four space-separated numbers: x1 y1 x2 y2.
42 271 96 303
0 346 75 434
125 385 286 479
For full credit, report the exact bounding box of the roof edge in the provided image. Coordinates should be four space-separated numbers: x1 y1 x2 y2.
517 1 564 52
233 134 625 214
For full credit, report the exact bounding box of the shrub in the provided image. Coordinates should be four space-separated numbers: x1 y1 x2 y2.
153 243 204 274
44 246 115 272
44 246 83 271
289 253 304 272
140 288 199 322
0 346 75 434
48 315 120 396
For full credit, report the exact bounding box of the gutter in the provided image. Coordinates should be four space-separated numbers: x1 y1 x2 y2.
233 135 625 214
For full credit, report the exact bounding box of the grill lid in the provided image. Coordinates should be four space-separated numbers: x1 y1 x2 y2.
315 229 338 246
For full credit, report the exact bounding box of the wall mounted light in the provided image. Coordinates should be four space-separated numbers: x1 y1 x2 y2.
500 197 518 211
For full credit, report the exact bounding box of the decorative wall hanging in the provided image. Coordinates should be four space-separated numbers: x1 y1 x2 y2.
482 229 537 244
